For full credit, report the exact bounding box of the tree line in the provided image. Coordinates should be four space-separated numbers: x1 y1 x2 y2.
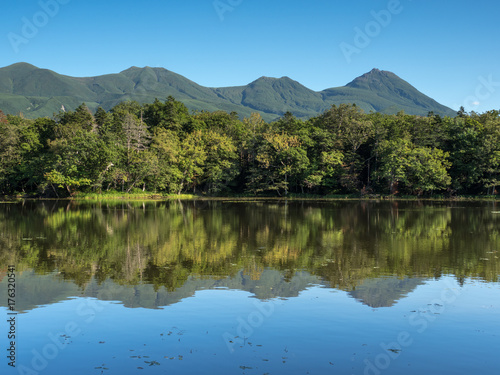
0 97 499 197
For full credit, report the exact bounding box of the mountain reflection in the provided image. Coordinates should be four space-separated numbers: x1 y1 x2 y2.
0 200 498 311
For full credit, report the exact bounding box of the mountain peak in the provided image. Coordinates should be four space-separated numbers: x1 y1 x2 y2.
253 76 274 82
4 62 39 73
346 69 405 90
251 75 295 83
249 76 310 90
10 62 38 69
120 66 168 74
340 68 454 116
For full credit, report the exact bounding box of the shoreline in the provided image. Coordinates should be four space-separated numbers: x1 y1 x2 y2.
2 193 499 203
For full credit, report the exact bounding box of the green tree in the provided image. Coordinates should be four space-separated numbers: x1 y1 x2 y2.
375 139 451 195
248 132 309 195
374 139 409 194
44 168 91 197
0 113 21 193
201 130 239 194
177 131 207 194
44 131 112 195
405 147 451 195
126 149 159 192
311 105 374 193
144 97 190 132
150 129 183 193
55 103 96 137
444 117 488 193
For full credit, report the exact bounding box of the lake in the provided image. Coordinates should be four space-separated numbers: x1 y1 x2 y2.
1 200 499 374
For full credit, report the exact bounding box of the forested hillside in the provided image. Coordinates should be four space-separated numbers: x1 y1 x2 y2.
0 63 456 119
0 98 498 197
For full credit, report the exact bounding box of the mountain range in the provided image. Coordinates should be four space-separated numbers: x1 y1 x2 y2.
0 62 456 120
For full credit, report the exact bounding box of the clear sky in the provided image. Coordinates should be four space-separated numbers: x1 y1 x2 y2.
1 0 499 113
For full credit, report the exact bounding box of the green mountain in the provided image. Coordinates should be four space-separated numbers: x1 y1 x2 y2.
0 63 456 119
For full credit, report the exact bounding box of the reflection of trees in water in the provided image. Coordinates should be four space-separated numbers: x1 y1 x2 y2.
0 200 498 294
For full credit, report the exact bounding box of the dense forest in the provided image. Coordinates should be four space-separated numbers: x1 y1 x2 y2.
0 97 499 197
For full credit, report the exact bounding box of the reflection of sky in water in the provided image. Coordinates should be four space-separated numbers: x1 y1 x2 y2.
3 277 499 375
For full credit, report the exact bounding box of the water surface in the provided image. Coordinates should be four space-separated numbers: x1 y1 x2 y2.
1 200 499 374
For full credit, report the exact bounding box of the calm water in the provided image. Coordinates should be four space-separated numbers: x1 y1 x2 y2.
1 200 499 375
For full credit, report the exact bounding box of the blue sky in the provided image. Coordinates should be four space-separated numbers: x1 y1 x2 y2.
2 0 499 113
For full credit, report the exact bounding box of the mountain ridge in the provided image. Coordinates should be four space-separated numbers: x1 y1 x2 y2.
0 63 456 120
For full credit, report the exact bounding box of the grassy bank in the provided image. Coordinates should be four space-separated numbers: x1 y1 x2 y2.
72 191 197 200
2 191 498 202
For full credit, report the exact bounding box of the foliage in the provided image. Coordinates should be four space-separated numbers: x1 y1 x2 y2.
0 99 499 197
375 139 451 195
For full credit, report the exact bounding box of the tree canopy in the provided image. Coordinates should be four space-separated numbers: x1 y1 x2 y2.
1 100 499 197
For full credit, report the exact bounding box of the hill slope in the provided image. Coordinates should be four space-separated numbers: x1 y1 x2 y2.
0 63 456 119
